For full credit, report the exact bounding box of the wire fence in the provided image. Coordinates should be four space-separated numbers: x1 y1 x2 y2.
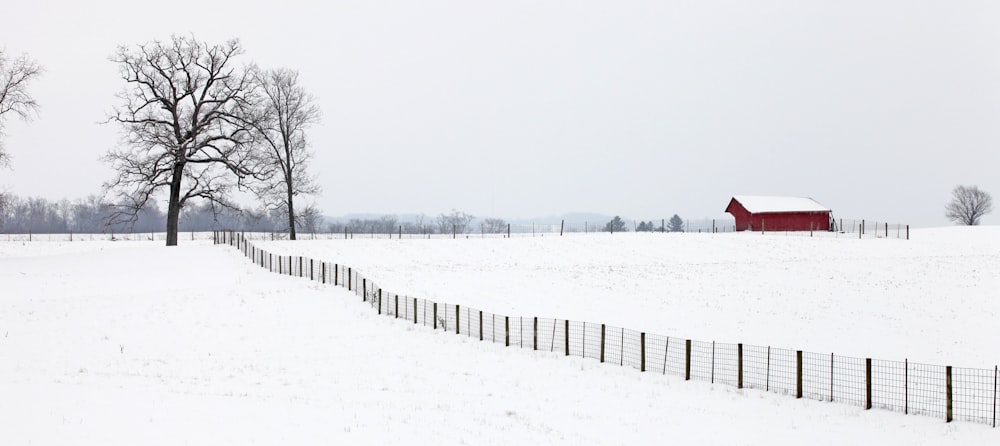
217 230 992 426
0 215 911 242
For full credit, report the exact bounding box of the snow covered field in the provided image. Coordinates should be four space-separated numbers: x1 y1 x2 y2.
0 229 997 444
258 227 1000 367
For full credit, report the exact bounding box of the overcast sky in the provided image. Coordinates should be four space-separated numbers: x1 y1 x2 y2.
1 0 998 227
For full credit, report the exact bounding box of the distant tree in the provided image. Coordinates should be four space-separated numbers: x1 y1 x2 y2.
104 35 266 246
482 217 507 233
0 50 43 168
437 209 474 234
635 220 659 232
248 68 321 240
667 214 684 232
604 216 627 233
946 185 993 225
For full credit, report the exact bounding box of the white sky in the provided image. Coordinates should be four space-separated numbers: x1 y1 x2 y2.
1 0 999 227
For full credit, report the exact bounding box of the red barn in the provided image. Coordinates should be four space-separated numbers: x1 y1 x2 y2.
725 196 831 232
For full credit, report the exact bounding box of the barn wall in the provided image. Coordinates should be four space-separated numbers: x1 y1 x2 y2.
727 203 753 231
752 212 830 232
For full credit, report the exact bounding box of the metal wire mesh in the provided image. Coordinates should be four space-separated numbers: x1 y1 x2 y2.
832 355 865 407
953 367 995 424
908 362 946 419
802 352 833 402
872 359 906 413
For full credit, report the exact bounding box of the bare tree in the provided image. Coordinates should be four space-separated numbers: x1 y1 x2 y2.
437 209 475 234
946 185 993 225
0 50 43 167
249 68 321 240
104 36 266 246
482 217 507 233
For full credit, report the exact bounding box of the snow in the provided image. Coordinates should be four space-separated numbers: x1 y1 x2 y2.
731 195 831 213
0 229 997 444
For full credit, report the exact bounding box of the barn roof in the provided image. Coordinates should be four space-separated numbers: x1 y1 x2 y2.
729 196 830 214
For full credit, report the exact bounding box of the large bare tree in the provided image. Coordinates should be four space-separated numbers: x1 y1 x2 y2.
0 50 43 167
250 68 321 240
104 36 265 246
945 185 993 226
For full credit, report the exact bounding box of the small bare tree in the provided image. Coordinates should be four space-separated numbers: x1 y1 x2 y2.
249 68 321 240
946 185 993 225
482 218 507 233
104 36 266 246
0 50 43 167
437 209 475 234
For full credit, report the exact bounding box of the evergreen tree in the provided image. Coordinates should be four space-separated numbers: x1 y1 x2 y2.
667 214 684 232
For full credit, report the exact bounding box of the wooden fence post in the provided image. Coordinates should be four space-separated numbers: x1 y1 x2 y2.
796 350 803 399
993 365 997 428
564 320 570 356
865 358 872 410
456 305 460 334
600 324 606 363
737 343 743 389
310 259 314 280
321 262 326 284
533 317 538 351
413 298 418 324
507 223 510 239
560 220 564 236
395 295 399 319
479 311 483 341
640 333 646 372
946 366 953 423
906 225 910 240
685 340 692 380
432 303 438 329
377 289 382 315
348 267 352 291
363 279 367 302
505 316 510 347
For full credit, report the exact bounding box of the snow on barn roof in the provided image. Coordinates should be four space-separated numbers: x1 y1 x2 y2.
730 196 830 214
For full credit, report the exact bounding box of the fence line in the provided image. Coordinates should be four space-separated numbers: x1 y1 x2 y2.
0 215 910 242
219 230 992 425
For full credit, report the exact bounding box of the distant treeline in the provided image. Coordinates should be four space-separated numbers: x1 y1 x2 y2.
0 194 321 234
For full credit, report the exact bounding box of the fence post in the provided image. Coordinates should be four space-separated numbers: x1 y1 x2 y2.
993 365 997 428
600 324 606 363
796 350 803 399
299 257 302 277
363 279 367 302
906 225 910 240
348 267 352 291
946 366 953 423
456 305 460 334
564 320 570 356
377 289 382 315
533 317 538 351
322 262 326 284
505 316 510 347
433 303 438 329
640 333 646 372
737 343 743 389
685 340 692 380
766 346 771 392
905 358 909 415
507 223 510 239
413 298 418 324
479 311 483 341
865 358 872 410
831 353 834 402
711 341 715 383
310 259 314 281
395 295 399 319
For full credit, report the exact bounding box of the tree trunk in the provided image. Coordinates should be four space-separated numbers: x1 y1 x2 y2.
286 175 296 241
165 163 184 246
